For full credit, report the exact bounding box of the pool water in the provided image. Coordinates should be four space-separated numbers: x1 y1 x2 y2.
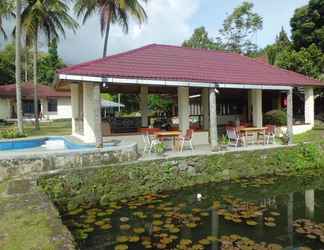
0 137 119 151
58 173 324 250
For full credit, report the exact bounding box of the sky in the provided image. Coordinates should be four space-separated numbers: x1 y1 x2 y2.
1 0 309 64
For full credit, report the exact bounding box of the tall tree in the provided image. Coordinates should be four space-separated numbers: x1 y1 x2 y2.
291 0 324 52
21 0 78 129
219 1 263 54
15 0 24 133
75 0 148 57
0 0 14 39
182 26 223 50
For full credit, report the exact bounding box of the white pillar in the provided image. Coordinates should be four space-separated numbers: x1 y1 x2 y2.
209 88 218 150
70 84 80 136
304 87 314 126
41 98 49 120
139 86 149 127
178 86 190 134
201 88 209 130
83 83 102 146
287 88 293 144
305 190 315 219
251 89 263 127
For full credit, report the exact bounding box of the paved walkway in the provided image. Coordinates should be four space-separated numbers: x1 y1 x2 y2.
139 143 292 161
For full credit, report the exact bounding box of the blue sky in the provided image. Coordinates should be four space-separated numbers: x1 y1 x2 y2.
1 0 309 64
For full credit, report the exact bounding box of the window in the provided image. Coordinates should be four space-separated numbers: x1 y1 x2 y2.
48 99 58 112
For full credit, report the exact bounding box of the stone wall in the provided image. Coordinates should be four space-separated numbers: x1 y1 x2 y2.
0 142 138 181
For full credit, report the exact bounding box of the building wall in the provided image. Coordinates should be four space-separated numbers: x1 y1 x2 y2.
0 99 11 119
43 97 72 120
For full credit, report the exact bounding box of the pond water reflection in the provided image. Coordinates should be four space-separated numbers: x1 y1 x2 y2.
58 173 324 250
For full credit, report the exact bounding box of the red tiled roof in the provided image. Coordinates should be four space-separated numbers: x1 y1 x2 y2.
58 44 323 87
0 82 70 99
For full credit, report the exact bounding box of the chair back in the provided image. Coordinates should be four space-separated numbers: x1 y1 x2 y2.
265 125 276 135
185 129 194 140
142 133 150 145
226 127 238 140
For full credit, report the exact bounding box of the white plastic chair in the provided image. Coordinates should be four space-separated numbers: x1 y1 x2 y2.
177 129 194 152
226 127 245 147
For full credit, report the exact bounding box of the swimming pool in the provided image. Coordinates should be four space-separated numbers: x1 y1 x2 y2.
0 137 117 151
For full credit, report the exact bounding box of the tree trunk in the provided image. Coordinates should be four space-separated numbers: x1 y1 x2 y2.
102 10 112 58
33 33 40 130
25 47 28 82
15 0 23 134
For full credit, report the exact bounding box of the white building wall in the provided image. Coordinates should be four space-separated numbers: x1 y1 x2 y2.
0 99 10 119
46 97 72 120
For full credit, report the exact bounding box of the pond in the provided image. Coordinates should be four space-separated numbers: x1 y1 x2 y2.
57 172 324 250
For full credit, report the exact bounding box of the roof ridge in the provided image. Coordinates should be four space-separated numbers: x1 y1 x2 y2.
154 43 240 56
58 44 157 74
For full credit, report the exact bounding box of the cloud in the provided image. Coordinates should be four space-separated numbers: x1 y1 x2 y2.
58 0 200 64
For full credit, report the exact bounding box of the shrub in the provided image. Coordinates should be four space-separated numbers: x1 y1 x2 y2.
263 109 287 126
0 129 27 139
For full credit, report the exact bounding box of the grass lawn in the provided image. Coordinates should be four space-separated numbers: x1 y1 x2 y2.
0 119 72 138
294 121 324 144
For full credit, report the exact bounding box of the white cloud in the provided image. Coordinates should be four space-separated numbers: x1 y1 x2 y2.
58 0 200 64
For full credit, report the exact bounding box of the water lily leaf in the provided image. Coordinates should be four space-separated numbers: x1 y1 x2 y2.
116 236 128 243
115 244 128 250
246 220 258 226
133 227 145 234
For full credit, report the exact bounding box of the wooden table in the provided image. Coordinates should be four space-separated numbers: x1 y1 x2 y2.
239 127 267 145
155 131 182 150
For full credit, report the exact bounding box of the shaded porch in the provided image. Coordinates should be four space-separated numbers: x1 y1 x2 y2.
62 80 314 151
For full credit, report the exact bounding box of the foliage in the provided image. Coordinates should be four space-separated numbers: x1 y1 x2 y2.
291 0 324 52
39 143 324 207
37 39 65 85
0 128 26 139
219 1 263 54
182 26 224 50
148 95 173 113
275 44 324 79
74 0 149 56
153 142 166 155
0 43 16 83
263 109 287 126
0 42 66 85
0 0 14 39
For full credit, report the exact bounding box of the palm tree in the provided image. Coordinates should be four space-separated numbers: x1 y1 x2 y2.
0 0 14 39
15 0 24 134
75 0 148 58
21 0 78 129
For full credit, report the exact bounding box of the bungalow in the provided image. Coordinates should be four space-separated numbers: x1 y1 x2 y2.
0 82 71 120
56 44 323 149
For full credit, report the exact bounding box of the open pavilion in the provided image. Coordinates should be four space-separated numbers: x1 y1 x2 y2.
57 44 323 149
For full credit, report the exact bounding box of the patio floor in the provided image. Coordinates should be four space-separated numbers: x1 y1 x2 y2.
139 143 291 161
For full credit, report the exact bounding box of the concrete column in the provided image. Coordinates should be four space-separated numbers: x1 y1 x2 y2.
304 87 314 126
83 83 103 146
178 86 190 134
201 88 209 130
70 84 80 136
209 88 218 150
139 86 149 127
287 88 293 144
251 89 263 127
41 98 49 120
305 190 315 219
